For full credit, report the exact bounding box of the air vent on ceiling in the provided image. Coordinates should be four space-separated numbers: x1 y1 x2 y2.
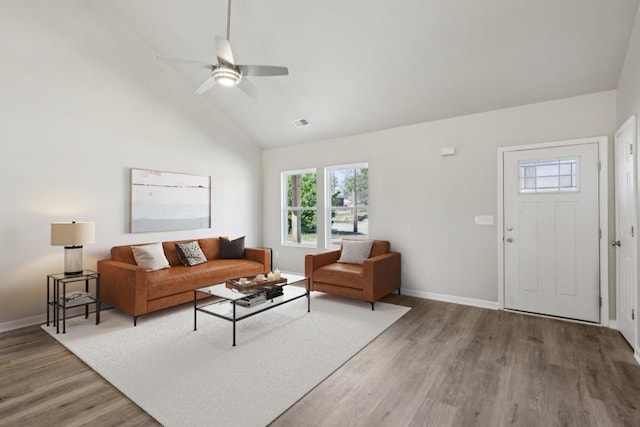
292 117 310 128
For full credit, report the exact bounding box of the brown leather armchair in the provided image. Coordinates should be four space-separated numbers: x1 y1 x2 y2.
305 240 401 310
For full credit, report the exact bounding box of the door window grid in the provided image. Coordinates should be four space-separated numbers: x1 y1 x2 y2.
519 158 578 193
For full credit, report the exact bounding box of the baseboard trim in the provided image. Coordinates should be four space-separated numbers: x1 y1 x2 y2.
608 320 619 330
0 314 46 333
635 350 640 365
401 288 499 310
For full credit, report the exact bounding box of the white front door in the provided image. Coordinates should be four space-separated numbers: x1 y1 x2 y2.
615 115 637 348
503 142 600 322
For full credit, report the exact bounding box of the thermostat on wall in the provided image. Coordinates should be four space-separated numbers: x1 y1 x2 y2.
440 147 456 156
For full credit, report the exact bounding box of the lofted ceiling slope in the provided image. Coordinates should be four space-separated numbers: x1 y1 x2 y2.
104 0 640 148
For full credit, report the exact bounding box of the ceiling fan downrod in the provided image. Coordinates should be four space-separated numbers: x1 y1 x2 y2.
226 0 232 41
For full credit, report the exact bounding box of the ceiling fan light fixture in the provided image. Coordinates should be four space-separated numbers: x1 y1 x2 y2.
213 66 241 87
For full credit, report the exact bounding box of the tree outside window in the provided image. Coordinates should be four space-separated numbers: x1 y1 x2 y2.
326 164 369 247
282 169 317 246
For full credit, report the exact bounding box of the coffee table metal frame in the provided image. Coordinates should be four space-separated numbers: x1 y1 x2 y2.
193 274 310 346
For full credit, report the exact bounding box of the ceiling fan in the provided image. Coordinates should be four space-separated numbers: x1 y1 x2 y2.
157 0 288 99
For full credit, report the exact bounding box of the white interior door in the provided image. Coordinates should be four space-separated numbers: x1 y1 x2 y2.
615 115 637 348
503 143 600 322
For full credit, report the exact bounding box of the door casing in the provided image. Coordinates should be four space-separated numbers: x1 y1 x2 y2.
497 136 609 325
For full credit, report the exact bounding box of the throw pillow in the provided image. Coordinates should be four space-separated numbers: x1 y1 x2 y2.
175 241 207 267
219 236 245 259
337 240 374 265
131 242 171 271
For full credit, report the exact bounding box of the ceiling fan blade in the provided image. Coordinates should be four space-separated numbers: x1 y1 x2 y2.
237 65 289 77
237 78 263 100
194 76 217 95
156 56 214 70
215 36 235 65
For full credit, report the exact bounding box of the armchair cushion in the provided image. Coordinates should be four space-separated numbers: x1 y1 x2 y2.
314 263 365 290
338 240 374 265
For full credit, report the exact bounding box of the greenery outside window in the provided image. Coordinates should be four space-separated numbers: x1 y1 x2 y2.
325 163 369 247
282 169 317 247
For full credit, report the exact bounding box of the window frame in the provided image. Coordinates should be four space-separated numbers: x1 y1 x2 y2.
281 168 318 248
324 163 369 248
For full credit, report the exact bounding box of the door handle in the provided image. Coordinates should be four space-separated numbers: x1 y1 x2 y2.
506 237 514 243
611 240 621 247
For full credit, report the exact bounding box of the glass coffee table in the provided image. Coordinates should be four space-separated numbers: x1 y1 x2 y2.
193 273 310 346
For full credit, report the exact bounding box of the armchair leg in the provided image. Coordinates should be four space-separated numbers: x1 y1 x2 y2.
133 315 138 326
397 288 401 295
370 302 375 311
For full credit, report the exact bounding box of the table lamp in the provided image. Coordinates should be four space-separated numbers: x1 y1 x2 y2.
51 221 95 275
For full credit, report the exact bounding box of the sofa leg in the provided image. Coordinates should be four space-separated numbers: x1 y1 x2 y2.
370 302 375 311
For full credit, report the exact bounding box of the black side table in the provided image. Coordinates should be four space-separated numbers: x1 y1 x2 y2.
47 270 100 334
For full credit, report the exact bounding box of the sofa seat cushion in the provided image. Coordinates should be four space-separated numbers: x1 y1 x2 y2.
314 263 364 290
147 259 264 300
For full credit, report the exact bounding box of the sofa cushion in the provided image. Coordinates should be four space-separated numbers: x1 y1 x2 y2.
314 263 364 290
175 241 207 266
198 237 221 260
131 243 171 271
147 259 264 300
338 240 374 265
220 236 245 259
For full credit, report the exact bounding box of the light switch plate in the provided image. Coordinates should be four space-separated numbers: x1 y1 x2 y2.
475 215 494 225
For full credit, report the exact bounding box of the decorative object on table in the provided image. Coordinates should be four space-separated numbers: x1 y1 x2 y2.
225 275 287 291
130 168 211 233
51 221 95 275
274 268 281 280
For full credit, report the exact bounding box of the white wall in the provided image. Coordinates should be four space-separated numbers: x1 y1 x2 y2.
617 4 640 356
0 1 262 329
263 91 617 307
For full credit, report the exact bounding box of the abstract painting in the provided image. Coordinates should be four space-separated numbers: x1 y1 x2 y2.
131 168 211 233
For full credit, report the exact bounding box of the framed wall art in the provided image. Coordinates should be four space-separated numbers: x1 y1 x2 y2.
130 168 211 233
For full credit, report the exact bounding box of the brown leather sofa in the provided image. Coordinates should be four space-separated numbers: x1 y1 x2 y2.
305 240 401 310
97 238 270 325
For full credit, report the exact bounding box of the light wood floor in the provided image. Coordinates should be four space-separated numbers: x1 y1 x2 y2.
1 296 639 426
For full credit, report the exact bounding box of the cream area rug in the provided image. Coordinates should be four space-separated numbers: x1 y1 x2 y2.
43 292 410 427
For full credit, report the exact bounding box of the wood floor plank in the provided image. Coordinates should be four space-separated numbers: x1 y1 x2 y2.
1 296 639 426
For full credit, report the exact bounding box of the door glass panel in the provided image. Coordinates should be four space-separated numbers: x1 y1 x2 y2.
519 158 578 193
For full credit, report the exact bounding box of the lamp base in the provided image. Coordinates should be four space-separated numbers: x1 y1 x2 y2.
64 246 84 275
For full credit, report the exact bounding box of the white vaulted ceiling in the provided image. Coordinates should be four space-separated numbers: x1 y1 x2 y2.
104 0 640 148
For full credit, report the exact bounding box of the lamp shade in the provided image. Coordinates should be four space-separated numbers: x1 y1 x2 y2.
51 222 95 247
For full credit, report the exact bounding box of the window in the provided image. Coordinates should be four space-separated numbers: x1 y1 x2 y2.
519 158 578 193
281 169 317 246
325 164 369 247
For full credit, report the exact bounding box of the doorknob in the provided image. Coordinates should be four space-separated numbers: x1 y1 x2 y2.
506 237 514 243
506 226 513 231
611 240 621 247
